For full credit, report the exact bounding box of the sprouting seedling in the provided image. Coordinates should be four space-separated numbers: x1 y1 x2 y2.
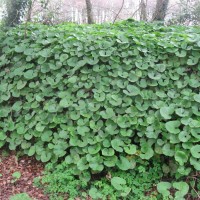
11 171 21 183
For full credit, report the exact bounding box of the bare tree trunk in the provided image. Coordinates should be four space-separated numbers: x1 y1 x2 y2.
26 0 34 22
152 0 169 21
140 0 147 21
85 0 94 24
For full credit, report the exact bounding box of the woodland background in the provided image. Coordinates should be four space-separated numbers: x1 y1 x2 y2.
0 0 200 26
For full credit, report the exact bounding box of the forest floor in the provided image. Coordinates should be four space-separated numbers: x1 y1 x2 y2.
0 150 49 200
0 150 199 200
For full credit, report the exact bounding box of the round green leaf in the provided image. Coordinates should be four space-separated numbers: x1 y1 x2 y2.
194 94 200 103
160 106 174 119
111 177 126 190
175 150 188 166
157 182 171 197
190 145 200 158
123 85 140 96
111 139 124 152
173 182 189 198
102 148 114 156
116 156 131 170
124 144 137 155
165 121 181 134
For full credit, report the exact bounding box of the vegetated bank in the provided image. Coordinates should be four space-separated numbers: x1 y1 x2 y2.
0 20 200 199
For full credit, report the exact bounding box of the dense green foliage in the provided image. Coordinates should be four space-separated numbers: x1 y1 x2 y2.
9 193 32 200
0 20 200 182
34 158 164 200
34 156 200 199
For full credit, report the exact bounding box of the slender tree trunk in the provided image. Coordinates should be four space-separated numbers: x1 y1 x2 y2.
26 0 34 22
85 0 94 24
97 8 100 23
152 0 169 21
140 0 147 21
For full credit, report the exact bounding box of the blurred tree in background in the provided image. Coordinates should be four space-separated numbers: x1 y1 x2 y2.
85 0 94 24
152 0 169 21
4 0 30 26
170 0 200 25
0 0 200 26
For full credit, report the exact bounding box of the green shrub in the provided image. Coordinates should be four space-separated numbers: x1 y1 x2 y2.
34 157 163 199
0 21 200 175
9 193 32 200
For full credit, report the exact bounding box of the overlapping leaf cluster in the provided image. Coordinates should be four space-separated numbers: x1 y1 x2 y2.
0 20 200 174
34 157 163 200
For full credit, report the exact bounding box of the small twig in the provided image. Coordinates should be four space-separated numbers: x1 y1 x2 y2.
113 0 125 24
92 5 124 20
131 5 141 18
191 182 200 198
186 176 200 199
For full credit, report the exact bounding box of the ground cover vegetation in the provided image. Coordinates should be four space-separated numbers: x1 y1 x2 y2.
0 20 200 199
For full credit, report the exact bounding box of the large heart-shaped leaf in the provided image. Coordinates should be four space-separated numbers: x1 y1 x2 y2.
175 150 188 166
173 182 189 198
194 94 200 103
111 138 124 152
123 85 140 96
190 145 200 158
116 156 131 170
157 182 171 197
165 121 181 134
111 177 126 190
160 106 174 119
